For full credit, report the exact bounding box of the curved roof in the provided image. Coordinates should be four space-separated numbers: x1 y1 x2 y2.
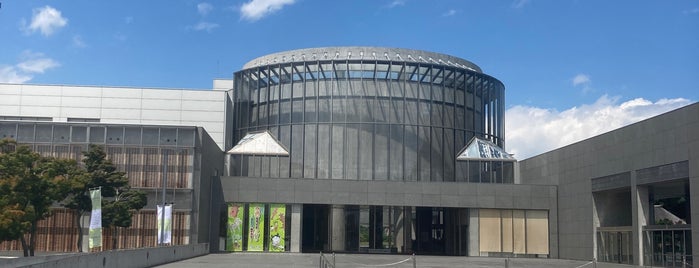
242 46 483 73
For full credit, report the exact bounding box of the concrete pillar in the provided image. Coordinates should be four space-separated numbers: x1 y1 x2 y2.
331 206 346 251
630 170 644 266
591 194 599 261
224 154 231 176
468 208 479 256
636 185 649 265
290 204 302 252
690 155 699 264
393 207 405 252
404 206 413 253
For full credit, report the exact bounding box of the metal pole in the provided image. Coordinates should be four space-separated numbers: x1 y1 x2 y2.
160 150 168 246
332 252 335 268
413 252 416 268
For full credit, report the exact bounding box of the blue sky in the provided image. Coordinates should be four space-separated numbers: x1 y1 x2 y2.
1 0 698 158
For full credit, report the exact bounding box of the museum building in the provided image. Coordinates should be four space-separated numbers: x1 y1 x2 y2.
0 47 697 267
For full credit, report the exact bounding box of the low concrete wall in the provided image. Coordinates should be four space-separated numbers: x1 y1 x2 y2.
15 244 208 268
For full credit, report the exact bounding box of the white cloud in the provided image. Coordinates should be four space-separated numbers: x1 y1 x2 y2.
0 66 33 84
114 33 128 41
442 9 457 17
189 21 220 32
23 6 68 36
198 3 214 16
505 95 693 159
72 35 87 48
572 73 591 86
240 0 295 22
511 0 530 9
17 58 59 74
683 8 699 14
386 0 405 8
0 51 60 83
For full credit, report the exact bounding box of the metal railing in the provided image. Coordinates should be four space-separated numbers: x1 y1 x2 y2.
319 252 335 268
643 253 693 268
319 252 416 268
570 258 597 268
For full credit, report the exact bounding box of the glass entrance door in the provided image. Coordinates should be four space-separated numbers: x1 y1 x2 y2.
415 207 446 254
596 229 632 264
643 228 692 267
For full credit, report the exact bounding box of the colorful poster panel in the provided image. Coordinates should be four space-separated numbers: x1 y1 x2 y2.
269 204 286 252
247 203 265 251
226 203 244 251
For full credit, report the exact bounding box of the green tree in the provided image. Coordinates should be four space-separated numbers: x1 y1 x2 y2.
63 144 146 251
103 188 147 249
0 140 29 243
0 203 28 243
0 139 78 256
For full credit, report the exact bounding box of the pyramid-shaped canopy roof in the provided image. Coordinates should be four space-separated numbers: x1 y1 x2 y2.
456 137 515 161
226 131 289 156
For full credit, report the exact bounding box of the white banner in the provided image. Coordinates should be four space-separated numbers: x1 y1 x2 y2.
88 189 102 249
157 204 173 244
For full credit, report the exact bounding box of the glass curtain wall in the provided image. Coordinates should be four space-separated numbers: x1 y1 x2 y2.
232 60 505 182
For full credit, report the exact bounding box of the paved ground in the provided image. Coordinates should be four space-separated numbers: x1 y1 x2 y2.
157 253 642 268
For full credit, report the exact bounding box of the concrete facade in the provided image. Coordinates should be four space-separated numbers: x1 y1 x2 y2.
519 102 699 265
0 121 223 251
220 178 556 211
0 83 229 150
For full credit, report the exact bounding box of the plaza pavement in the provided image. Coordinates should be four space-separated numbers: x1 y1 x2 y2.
157 253 642 268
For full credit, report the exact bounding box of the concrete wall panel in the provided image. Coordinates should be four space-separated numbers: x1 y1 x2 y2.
101 98 142 109
0 94 21 105
142 89 182 99
60 86 102 97
0 84 228 149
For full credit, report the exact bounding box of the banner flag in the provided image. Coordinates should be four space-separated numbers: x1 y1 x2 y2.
247 204 265 251
269 204 286 252
88 188 102 249
157 205 163 244
226 203 244 251
157 204 173 244
164 204 172 244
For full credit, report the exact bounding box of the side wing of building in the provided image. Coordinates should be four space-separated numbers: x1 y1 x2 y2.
519 102 699 266
0 83 229 150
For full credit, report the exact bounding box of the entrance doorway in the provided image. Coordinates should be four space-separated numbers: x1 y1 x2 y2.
302 204 329 252
414 207 445 254
413 207 467 255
